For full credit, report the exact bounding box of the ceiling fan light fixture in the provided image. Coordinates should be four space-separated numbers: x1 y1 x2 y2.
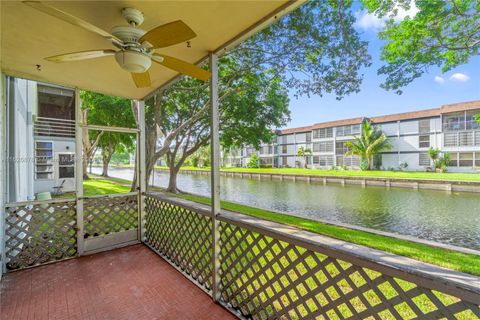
115 50 151 73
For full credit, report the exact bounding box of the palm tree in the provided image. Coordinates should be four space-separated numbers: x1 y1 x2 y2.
345 120 391 170
297 146 312 169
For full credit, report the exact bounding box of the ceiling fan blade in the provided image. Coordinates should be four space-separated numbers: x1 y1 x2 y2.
152 54 211 81
131 71 151 88
46 50 116 62
140 20 196 48
23 1 123 45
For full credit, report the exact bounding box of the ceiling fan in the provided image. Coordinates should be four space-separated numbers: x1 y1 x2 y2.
24 1 211 88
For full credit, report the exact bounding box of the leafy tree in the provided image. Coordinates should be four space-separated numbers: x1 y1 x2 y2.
80 91 135 179
297 146 313 168
247 154 260 168
189 146 210 168
428 147 440 164
160 59 290 193
345 120 392 170
362 0 480 93
136 0 371 189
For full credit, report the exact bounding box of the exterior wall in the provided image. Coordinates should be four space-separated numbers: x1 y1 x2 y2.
7 77 35 202
228 103 480 172
33 136 76 194
6 77 76 200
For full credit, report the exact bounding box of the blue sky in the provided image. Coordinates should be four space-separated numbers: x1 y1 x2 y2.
285 8 480 128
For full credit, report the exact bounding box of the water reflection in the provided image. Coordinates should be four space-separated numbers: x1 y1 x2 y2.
92 167 480 250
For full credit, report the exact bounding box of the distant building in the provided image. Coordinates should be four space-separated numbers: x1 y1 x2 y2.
225 101 480 172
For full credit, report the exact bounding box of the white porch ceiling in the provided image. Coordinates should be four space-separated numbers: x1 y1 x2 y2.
1 1 301 100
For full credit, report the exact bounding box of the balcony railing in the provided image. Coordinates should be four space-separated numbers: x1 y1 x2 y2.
34 116 75 138
444 130 480 147
144 193 480 320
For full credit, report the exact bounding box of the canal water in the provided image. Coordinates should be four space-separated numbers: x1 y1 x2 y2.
92 167 480 250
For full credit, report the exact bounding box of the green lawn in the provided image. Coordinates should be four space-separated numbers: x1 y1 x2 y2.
60 177 131 198
174 192 480 276
154 165 480 182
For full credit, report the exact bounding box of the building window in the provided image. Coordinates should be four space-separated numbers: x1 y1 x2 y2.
259 157 273 165
466 110 480 130
459 131 473 146
282 157 288 166
442 112 465 131
282 145 287 154
459 152 473 167
313 141 333 153
418 119 430 133
419 135 430 148
419 153 430 166
58 153 75 178
318 155 334 166
313 128 333 139
335 141 351 155
336 125 360 137
448 153 458 167
475 152 480 167
306 132 312 142
35 141 54 180
444 133 458 147
312 156 319 164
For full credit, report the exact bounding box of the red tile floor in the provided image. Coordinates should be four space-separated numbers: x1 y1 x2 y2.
0 244 236 320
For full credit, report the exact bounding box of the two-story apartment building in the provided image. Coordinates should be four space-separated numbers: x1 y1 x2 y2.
226 101 480 172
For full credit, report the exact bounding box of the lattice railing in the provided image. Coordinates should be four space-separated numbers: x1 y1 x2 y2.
83 193 138 238
4 199 77 270
144 193 480 320
217 218 480 319
144 195 213 291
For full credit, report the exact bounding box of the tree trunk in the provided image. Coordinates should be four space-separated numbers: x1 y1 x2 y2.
166 166 180 193
82 158 89 180
101 141 114 177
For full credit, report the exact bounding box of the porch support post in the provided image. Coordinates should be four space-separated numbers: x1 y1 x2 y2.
209 52 221 302
136 100 147 242
0 74 6 275
75 88 84 256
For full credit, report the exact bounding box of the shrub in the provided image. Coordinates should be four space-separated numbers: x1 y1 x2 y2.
191 157 199 167
247 154 260 168
399 162 408 171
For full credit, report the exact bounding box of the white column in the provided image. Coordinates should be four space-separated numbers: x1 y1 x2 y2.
209 52 221 302
74 88 84 256
136 100 146 242
0 74 6 275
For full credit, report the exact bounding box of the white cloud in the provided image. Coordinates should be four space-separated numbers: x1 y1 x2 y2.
449 73 470 82
354 6 419 32
434 76 445 84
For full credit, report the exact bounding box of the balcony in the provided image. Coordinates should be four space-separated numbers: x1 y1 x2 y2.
2 193 478 319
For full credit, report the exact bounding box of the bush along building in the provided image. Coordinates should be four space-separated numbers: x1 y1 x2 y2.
224 101 480 172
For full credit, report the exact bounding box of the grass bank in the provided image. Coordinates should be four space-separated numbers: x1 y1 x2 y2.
174 192 480 276
154 165 480 182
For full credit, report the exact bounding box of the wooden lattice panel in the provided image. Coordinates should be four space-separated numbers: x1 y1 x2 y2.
4 200 77 270
145 196 213 290
83 195 138 238
218 222 480 320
